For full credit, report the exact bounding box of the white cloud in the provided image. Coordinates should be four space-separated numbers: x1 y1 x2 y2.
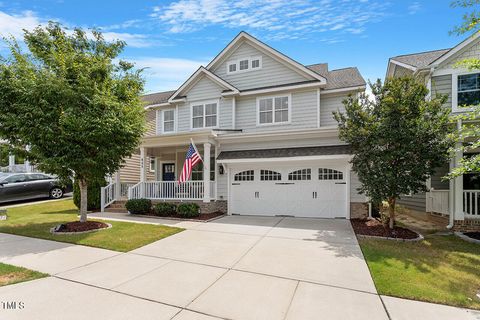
130 57 210 92
408 2 421 15
152 0 388 40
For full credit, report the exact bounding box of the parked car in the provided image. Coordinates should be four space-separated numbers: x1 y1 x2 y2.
0 173 72 204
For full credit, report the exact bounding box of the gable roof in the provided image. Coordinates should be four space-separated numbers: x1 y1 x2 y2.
207 31 327 84
168 66 239 102
307 64 366 90
390 49 451 69
142 90 175 106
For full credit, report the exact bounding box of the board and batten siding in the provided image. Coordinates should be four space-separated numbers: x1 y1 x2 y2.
431 75 452 109
212 41 310 90
320 93 348 127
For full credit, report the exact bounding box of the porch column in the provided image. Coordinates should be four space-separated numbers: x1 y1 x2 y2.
453 144 464 220
24 145 31 173
114 171 121 200
140 147 146 197
8 154 15 172
203 143 211 203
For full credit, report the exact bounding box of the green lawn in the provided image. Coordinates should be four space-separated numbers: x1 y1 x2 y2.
359 235 480 310
0 199 183 252
0 262 47 287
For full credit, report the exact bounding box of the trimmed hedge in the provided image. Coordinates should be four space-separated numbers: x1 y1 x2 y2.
125 199 152 215
153 202 176 216
177 203 200 218
73 178 107 211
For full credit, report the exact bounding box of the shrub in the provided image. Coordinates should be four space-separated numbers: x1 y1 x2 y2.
73 178 106 211
177 203 200 218
125 199 152 215
153 202 176 216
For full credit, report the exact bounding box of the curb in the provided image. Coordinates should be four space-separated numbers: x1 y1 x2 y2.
356 232 424 242
455 232 480 244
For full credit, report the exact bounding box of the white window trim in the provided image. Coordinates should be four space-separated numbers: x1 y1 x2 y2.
452 70 480 112
256 94 292 127
161 108 176 134
190 99 219 130
149 157 156 173
226 56 263 75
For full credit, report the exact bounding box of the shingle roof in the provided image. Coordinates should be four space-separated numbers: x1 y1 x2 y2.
217 145 351 160
390 49 451 68
307 64 366 90
141 90 175 106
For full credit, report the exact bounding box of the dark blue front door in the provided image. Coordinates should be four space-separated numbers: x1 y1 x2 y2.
162 163 175 181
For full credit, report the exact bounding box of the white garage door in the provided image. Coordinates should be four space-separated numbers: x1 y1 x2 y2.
230 165 347 218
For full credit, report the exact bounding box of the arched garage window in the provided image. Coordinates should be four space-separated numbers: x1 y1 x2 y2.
260 170 281 181
288 169 311 181
234 170 254 181
318 168 344 180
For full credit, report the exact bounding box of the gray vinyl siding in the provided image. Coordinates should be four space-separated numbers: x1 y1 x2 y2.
119 154 155 183
213 42 311 90
216 173 228 200
235 90 318 133
431 75 452 109
145 110 156 137
439 39 480 69
320 93 348 127
397 192 426 212
177 102 190 132
393 65 414 78
219 98 233 129
219 136 344 152
185 76 223 102
350 172 365 203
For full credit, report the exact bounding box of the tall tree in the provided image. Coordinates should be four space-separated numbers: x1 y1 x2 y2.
0 23 145 222
334 78 453 228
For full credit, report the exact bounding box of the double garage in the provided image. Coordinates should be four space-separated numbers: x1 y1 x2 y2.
218 146 353 219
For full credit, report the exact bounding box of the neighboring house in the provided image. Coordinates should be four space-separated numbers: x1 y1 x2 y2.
387 32 480 231
0 141 32 173
105 31 368 219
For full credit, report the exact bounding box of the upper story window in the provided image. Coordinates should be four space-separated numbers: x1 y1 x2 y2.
226 56 262 74
257 95 290 125
191 101 218 129
458 73 480 107
162 109 175 133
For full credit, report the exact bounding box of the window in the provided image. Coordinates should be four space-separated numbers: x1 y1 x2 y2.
228 63 237 73
192 102 217 129
318 168 344 180
234 170 254 181
239 59 249 71
5 174 27 183
258 95 290 125
260 170 281 181
27 174 51 181
191 156 215 181
251 56 262 69
149 158 156 172
288 169 311 181
163 109 175 133
458 73 480 107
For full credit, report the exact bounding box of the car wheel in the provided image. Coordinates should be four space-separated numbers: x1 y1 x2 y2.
49 187 64 199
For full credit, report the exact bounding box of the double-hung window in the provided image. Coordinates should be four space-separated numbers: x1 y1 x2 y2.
192 102 218 129
258 95 290 125
457 73 480 107
162 109 175 133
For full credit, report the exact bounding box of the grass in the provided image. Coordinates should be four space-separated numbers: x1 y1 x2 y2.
0 199 183 252
0 262 47 287
359 235 480 310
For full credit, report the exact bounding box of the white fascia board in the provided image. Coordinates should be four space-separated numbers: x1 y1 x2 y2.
222 82 325 97
321 85 366 95
145 102 172 110
389 59 418 72
430 33 480 67
217 154 352 164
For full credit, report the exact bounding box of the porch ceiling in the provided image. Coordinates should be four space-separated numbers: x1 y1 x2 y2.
142 130 217 149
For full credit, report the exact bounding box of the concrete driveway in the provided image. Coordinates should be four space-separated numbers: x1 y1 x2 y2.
1 216 479 320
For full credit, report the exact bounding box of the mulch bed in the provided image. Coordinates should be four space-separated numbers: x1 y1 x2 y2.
464 232 480 241
138 211 224 221
53 221 110 233
351 218 419 240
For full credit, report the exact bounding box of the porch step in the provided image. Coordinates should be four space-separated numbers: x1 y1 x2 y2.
105 207 128 213
105 200 128 212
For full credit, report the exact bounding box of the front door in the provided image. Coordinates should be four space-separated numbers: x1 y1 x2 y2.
162 163 176 181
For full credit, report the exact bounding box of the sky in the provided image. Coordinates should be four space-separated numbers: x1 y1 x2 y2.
0 0 472 93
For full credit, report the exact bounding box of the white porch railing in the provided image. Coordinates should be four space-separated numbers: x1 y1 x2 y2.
463 190 480 218
128 181 216 201
120 182 135 198
426 190 449 215
100 183 116 212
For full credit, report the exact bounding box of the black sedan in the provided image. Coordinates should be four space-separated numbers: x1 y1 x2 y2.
0 173 71 204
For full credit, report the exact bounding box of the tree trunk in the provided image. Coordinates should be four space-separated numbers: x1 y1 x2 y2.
78 179 88 223
387 197 396 230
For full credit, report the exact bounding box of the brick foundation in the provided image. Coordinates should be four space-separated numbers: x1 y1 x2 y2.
350 202 368 219
151 200 227 214
452 219 480 232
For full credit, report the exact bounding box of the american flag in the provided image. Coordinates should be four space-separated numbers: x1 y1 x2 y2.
178 141 202 184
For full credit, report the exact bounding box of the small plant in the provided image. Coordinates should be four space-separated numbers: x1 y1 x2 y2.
125 199 152 215
177 203 200 218
153 202 176 216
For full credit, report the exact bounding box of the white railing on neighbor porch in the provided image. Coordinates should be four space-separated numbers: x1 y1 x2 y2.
463 190 480 218
426 190 449 215
128 181 216 201
100 183 116 212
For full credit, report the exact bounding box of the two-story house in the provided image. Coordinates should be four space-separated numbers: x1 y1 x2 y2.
103 31 368 219
387 32 480 231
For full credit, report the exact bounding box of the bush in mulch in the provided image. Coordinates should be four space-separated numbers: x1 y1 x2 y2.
125 199 152 215
177 203 200 218
351 218 419 239
464 232 480 241
153 203 177 217
52 221 109 233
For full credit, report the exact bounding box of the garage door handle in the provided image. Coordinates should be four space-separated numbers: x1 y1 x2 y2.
232 183 240 185
275 182 294 185
335 182 346 184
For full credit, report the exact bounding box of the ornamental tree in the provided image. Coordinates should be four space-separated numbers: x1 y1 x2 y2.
334 77 453 229
0 23 145 222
